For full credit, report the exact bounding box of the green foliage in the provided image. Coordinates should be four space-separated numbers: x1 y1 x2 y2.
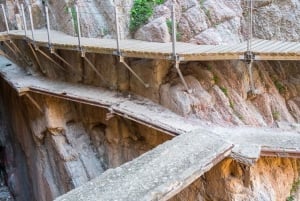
199 0 205 7
166 19 172 33
274 80 286 94
229 100 234 109
65 7 78 35
205 9 212 21
272 111 280 121
286 178 300 201
220 86 228 96
213 75 219 84
206 63 212 71
130 0 164 33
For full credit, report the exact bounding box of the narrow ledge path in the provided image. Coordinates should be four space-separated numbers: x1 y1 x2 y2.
1 30 300 61
0 56 299 201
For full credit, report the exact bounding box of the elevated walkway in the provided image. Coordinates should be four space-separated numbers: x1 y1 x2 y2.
1 30 300 61
1 56 300 200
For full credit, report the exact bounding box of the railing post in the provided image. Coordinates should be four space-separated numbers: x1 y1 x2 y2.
171 4 191 93
171 4 177 60
245 0 256 94
114 4 121 55
21 4 27 37
247 0 253 53
75 4 82 52
1 4 10 34
45 5 52 50
28 5 35 43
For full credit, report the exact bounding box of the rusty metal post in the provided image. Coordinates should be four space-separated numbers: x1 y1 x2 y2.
21 4 27 37
45 5 52 49
1 4 9 34
75 4 82 51
114 4 121 55
28 5 35 43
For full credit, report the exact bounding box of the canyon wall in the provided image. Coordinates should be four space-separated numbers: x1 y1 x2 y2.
0 77 171 200
0 0 299 201
170 157 300 201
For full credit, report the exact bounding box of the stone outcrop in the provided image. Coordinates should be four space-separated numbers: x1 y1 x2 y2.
160 60 300 126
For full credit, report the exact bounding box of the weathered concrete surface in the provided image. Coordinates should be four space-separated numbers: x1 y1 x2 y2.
54 125 300 201
211 126 300 164
55 130 233 201
0 56 203 136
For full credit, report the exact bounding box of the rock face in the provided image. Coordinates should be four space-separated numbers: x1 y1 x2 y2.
135 0 300 43
0 80 171 201
0 0 132 38
160 60 300 126
170 157 300 201
0 0 300 201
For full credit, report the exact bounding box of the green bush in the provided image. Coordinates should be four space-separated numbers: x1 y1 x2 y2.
286 178 300 201
274 80 286 94
130 0 164 33
65 7 78 35
220 86 228 96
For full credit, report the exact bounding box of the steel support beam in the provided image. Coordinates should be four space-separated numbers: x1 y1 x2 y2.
51 50 75 70
82 55 108 84
21 93 43 113
35 47 66 72
28 43 42 71
119 57 149 88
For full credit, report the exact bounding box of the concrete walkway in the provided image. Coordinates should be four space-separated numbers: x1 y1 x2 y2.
0 56 300 201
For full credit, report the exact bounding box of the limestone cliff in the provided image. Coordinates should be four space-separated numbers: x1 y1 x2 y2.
0 0 299 201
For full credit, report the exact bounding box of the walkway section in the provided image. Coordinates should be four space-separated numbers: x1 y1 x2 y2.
1 30 300 61
55 130 233 201
1 56 300 200
0 56 202 136
0 55 299 159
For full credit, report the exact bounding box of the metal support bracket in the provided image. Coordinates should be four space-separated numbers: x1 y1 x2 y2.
21 93 44 113
50 49 75 70
243 51 258 95
174 57 192 94
35 47 66 72
244 51 255 64
119 56 149 88
105 108 115 121
28 42 43 72
82 55 108 85
80 49 86 58
3 41 18 59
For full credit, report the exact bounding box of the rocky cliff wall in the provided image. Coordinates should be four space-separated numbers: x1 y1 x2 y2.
0 0 300 201
170 157 300 201
0 78 171 201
